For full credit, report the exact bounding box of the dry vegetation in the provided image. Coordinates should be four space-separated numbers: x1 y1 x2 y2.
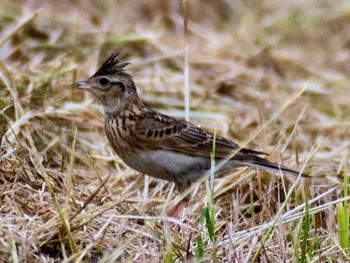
1 0 350 262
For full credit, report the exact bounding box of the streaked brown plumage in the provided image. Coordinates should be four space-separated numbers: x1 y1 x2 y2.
75 53 307 214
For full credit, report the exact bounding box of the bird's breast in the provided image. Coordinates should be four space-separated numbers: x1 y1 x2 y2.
105 116 131 158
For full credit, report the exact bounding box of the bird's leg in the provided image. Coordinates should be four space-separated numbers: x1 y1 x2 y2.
168 194 190 218
168 180 191 218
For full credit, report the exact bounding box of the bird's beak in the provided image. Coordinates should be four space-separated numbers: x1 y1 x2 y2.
74 80 90 90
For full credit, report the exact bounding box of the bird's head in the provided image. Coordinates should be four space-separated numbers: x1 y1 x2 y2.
74 53 139 113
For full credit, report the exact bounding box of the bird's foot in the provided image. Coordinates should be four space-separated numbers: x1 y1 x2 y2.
167 199 188 218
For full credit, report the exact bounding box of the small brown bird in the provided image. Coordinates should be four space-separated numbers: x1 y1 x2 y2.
75 53 306 216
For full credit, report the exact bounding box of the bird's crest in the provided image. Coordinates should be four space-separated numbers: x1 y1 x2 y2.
93 53 130 77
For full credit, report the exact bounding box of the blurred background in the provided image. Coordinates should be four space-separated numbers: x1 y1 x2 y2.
1 0 349 262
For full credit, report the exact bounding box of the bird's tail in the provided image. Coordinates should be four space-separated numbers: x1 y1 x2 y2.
237 154 309 177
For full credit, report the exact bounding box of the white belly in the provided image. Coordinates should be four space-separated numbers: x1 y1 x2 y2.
121 149 211 183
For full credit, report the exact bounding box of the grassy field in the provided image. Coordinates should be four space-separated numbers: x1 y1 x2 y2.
1 0 349 262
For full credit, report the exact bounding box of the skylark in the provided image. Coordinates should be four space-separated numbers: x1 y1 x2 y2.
75 53 307 215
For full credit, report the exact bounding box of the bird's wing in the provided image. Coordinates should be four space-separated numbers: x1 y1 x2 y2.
135 111 309 178
135 111 265 159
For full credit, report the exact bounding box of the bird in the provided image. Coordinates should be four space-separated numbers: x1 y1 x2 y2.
74 53 307 216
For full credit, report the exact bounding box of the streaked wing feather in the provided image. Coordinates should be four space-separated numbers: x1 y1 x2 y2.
136 111 263 158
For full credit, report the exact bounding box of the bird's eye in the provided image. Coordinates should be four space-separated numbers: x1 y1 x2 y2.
99 77 110 86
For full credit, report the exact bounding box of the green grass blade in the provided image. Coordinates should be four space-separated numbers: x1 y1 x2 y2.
194 234 204 260
300 193 309 263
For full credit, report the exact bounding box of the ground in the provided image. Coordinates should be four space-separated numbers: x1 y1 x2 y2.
0 0 349 262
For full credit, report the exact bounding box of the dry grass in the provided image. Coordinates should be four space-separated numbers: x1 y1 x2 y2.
1 0 349 262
